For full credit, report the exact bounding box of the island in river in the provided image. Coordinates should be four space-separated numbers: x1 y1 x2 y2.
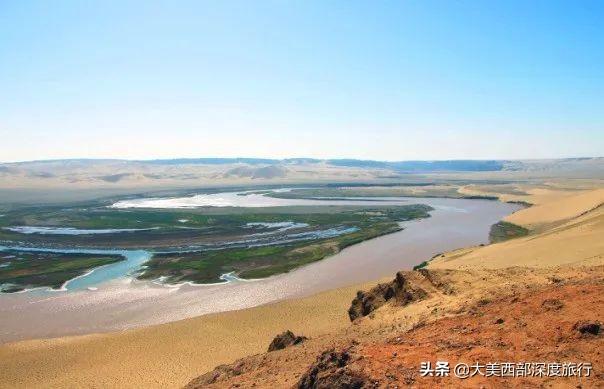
0 188 434 290
0 250 124 292
138 205 432 283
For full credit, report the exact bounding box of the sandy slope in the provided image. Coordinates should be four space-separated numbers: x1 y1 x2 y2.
429 189 604 269
505 188 604 228
0 185 602 388
0 280 382 388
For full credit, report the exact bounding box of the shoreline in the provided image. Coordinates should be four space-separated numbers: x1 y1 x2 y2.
0 279 376 388
0 198 519 343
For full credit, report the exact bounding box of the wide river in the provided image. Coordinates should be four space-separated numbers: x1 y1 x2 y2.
0 193 521 342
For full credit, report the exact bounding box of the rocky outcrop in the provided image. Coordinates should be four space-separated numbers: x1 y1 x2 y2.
574 320 601 336
186 361 246 386
348 271 428 321
297 348 371 389
267 330 307 352
542 298 564 311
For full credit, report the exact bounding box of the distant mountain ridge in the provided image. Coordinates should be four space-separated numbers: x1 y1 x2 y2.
4 157 603 173
139 158 507 172
0 157 602 204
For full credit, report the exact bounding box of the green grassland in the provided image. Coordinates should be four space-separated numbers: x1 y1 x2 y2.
489 221 529 243
137 204 432 283
0 250 124 292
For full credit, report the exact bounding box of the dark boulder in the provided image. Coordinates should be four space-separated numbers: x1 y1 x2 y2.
267 330 308 352
297 349 371 389
574 321 601 336
348 271 428 321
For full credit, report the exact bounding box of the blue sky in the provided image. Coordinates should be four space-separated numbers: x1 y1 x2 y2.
1 0 602 162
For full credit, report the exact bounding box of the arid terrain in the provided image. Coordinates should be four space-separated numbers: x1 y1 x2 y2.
3 0 603 386
0 164 602 388
1 157 602 204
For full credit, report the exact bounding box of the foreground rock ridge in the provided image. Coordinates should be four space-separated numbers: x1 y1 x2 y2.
186 188 604 388
187 266 604 388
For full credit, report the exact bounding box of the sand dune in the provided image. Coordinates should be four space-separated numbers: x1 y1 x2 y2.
505 188 604 228
429 189 604 270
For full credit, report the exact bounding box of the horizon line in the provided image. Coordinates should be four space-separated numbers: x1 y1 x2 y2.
2 156 602 165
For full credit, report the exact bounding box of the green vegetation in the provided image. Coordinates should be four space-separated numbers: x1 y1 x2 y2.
0 193 434 285
412 261 429 270
506 200 533 207
467 185 528 196
0 250 124 292
0 203 432 249
412 252 444 271
489 221 529 243
138 205 432 283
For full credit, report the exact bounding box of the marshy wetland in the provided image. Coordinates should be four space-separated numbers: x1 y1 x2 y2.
0 188 441 291
0 249 123 293
0 186 526 294
0 185 530 297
